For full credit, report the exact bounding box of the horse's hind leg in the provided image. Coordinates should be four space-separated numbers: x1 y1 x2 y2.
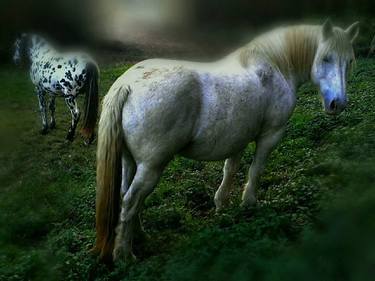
36 89 48 134
64 95 80 141
49 95 56 129
242 128 284 207
214 152 243 211
119 151 145 236
113 163 163 261
119 150 137 202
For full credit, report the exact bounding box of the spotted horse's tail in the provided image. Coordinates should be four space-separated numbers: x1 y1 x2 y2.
81 62 99 144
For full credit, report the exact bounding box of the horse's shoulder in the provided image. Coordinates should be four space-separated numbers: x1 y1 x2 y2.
245 58 290 90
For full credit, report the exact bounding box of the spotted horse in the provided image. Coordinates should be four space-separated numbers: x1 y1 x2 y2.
13 33 99 144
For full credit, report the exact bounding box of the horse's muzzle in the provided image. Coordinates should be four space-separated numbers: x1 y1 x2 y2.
325 98 347 115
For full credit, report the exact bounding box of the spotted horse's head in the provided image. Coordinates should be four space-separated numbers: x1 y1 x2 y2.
13 33 32 67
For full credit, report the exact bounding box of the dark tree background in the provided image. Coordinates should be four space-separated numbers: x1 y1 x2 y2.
0 0 374 63
0 0 94 63
191 0 375 26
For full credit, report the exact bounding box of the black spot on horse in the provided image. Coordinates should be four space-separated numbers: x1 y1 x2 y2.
63 81 72 89
58 65 62 68
43 78 47 83
65 71 73 81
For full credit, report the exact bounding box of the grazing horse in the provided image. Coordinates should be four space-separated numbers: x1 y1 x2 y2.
94 20 359 261
13 33 99 143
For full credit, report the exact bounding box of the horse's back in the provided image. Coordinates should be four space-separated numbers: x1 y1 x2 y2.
116 59 202 164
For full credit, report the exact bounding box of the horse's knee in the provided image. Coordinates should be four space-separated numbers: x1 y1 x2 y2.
120 165 162 222
121 184 152 222
49 101 56 112
72 110 80 124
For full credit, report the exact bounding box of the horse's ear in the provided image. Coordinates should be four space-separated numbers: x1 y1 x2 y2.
345 21 360 43
322 19 334 41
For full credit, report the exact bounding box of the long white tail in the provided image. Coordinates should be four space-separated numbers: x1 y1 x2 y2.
94 85 130 262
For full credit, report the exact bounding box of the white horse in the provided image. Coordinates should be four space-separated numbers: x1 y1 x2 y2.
94 20 359 262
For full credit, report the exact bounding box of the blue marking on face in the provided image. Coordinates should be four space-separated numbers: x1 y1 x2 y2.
312 52 350 115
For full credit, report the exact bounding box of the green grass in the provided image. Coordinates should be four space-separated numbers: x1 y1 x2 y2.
0 58 375 281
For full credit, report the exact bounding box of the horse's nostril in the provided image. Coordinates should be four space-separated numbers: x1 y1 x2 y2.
329 100 337 111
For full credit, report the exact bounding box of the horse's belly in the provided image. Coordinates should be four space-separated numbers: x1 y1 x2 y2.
180 142 249 161
180 125 259 161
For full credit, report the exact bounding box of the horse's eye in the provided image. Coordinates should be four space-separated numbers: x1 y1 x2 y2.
322 56 331 63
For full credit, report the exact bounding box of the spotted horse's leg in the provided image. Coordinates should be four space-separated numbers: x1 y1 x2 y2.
64 95 80 141
36 88 48 134
49 95 56 129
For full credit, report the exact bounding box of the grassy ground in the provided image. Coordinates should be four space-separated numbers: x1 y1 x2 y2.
0 57 375 281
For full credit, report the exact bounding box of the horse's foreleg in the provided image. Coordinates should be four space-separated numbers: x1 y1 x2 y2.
64 95 80 141
214 152 243 211
114 163 163 261
36 90 48 134
49 95 56 129
242 128 285 207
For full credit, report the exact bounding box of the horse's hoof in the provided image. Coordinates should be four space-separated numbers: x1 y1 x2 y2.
40 128 48 135
215 206 225 214
66 133 74 142
214 194 230 213
135 229 150 244
83 136 95 146
240 195 257 209
113 247 136 263
240 196 257 209
214 201 226 213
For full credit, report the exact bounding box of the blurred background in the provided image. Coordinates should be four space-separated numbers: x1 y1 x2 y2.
1 0 374 63
0 1 375 280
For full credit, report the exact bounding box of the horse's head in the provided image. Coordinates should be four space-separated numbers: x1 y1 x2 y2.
13 33 31 66
312 20 359 115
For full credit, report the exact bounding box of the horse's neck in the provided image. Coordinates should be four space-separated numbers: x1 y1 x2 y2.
29 36 53 63
241 25 321 89
282 26 320 87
